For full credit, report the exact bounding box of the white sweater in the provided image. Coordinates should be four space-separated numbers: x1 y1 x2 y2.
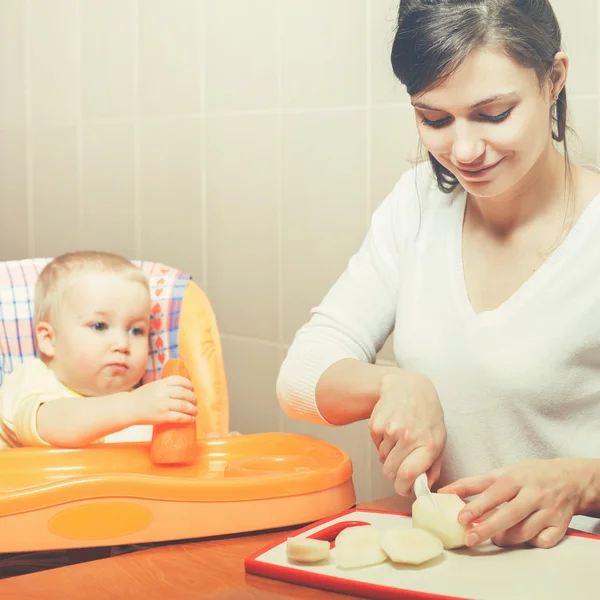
277 164 600 533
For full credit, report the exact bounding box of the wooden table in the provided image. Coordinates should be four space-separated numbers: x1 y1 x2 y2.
0 496 412 600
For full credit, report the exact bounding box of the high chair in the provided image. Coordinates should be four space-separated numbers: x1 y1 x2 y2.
0 258 355 553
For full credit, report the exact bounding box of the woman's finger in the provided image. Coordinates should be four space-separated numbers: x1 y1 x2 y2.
368 410 389 436
463 490 534 546
378 436 397 466
490 509 548 547
370 427 384 451
438 472 499 498
382 438 413 481
395 445 438 495
392 446 434 496
428 452 444 488
527 524 566 549
458 474 519 526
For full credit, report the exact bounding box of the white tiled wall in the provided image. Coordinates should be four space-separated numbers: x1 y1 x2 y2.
0 0 598 502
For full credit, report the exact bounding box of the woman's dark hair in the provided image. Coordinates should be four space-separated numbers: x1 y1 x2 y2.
391 0 569 193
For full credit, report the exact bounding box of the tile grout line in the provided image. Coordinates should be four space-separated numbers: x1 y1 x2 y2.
75 0 84 250
364 0 374 497
133 0 142 260
365 0 373 225
199 0 208 290
275 0 285 433
23 0 34 257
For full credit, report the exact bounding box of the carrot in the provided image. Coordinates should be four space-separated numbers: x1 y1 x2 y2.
150 358 197 465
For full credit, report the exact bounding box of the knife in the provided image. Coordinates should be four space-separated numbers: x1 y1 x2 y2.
413 472 439 509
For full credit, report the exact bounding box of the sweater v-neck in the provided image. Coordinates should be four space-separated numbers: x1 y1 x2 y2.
452 190 600 325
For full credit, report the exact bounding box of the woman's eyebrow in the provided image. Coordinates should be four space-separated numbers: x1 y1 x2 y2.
411 92 519 111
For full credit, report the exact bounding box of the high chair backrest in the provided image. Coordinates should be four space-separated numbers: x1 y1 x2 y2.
0 258 190 387
0 258 229 437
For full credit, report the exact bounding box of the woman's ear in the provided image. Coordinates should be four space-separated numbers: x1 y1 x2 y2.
550 51 569 99
35 321 56 358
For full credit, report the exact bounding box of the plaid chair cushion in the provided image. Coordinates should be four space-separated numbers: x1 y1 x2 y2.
0 259 191 387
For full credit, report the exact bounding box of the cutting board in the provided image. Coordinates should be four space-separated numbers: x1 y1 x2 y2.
245 508 599 599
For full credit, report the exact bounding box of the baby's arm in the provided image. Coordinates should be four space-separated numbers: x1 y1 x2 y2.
33 376 196 448
35 392 136 447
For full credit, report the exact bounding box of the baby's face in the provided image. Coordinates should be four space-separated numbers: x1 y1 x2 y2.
48 272 151 397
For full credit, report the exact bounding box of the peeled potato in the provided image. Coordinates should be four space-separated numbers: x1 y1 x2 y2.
381 527 444 565
334 526 387 569
286 537 330 563
412 493 467 549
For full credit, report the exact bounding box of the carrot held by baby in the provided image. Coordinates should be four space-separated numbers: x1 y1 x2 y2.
150 358 197 465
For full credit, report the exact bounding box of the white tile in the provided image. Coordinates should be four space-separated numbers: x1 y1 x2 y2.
81 122 136 257
0 129 28 259
552 0 598 96
205 114 279 339
369 0 404 105
80 0 135 119
0 0 25 126
29 0 79 123
567 97 599 166
31 126 79 256
370 105 419 210
139 119 203 278
138 0 202 115
221 336 282 435
280 0 366 108
281 110 368 341
205 0 278 112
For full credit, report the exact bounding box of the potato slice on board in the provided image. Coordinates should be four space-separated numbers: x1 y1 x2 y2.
286 537 330 564
381 527 444 565
412 493 467 549
334 526 387 569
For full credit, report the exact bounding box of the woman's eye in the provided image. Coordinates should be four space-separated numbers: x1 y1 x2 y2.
480 108 513 123
91 322 107 331
420 108 513 129
421 116 452 129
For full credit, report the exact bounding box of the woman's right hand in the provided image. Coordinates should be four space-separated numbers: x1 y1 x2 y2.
368 369 446 496
129 376 197 425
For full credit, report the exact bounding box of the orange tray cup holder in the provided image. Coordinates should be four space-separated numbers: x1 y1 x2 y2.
0 281 356 552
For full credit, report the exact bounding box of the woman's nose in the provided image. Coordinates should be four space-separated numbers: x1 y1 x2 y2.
452 124 485 164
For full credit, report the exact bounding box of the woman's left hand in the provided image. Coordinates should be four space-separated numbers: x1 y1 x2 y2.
438 458 594 549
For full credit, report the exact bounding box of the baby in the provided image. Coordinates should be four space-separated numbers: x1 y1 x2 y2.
0 251 197 448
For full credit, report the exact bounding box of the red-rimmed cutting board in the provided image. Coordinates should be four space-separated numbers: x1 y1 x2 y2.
245 508 599 599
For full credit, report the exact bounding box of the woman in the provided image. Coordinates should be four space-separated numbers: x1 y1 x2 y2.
277 0 600 549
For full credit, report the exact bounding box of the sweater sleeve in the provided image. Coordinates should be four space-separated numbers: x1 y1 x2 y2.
0 358 71 447
277 169 421 424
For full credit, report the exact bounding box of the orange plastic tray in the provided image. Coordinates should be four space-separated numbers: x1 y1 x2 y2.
0 432 355 552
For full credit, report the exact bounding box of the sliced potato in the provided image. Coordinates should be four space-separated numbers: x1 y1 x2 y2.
412 493 467 549
334 525 387 569
286 536 330 563
381 527 444 565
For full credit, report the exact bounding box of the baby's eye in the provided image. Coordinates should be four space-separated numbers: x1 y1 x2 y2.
91 322 107 331
131 327 147 336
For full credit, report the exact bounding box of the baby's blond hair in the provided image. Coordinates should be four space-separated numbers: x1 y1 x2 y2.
34 251 149 325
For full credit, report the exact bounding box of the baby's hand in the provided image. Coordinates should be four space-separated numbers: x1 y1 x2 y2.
129 376 197 425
